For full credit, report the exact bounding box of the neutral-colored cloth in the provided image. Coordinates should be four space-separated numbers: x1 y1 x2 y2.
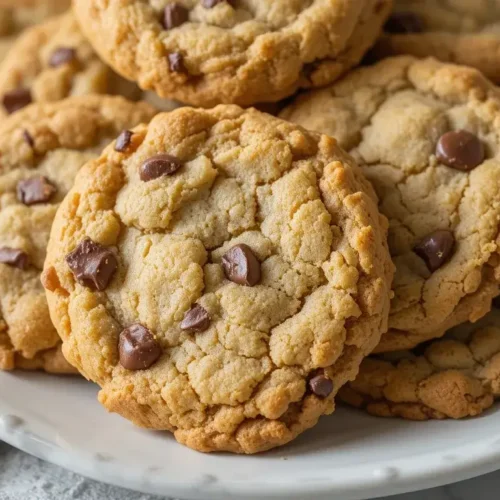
0 442 499 500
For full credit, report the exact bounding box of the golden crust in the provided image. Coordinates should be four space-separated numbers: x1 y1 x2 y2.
0 95 156 373
73 0 392 106
44 105 393 453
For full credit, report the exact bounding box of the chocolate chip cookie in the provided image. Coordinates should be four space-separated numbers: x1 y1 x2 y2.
43 105 393 453
371 0 500 83
339 309 500 420
0 95 155 373
0 0 70 62
0 11 142 118
72 0 392 107
281 56 500 353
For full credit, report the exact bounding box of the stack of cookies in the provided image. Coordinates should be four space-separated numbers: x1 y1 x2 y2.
1 0 500 454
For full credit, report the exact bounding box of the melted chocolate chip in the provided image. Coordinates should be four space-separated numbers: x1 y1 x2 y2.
119 324 162 370
115 130 133 152
17 176 57 205
414 230 455 272
139 153 183 181
22 129 34 148
66 238 117 291
180 304 211 332
309 371 333 398
384 12 424 33
436 130 485 171
221 244 261 286
163 3 189 29
168 52 186 73
202 0 233 7
3 88 32 114
49 47 77 67
493 295 500 309
0 247 29 269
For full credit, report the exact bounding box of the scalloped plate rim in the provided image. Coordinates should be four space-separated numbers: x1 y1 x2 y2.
1 371 500 500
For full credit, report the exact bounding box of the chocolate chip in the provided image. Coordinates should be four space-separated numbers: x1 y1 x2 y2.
168 52 186 73
48 47 77 67
115 130 133 152
22 129 34 148
202 0 233 7
139 153 183 181
180 304 211 332
221 244 261 286
309 371 333 398
493 295 500 309
17 176 57 205
119 324 162 370
436 130 485 171
163 3 189 29
384 12 424 33
2 88 32 114
66 238 117 291
0 247 29 269
414 230 455 272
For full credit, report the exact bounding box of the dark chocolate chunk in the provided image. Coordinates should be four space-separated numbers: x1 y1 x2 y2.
3 88 32 114
180 304 211 332
139 153 183 181
436 130 484 171
221 244 261 286
115 130 133 152
17 176 57 205
0 247 29 269
119 324 162 370
414 230 455 272
309 371 333 398
66 238 117 291
49 47 77 67
168 52 186 73
163 3 189 29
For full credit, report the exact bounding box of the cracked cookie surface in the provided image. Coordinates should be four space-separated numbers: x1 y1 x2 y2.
43 105 393 453
281 56 500 352
0 95 156 373
72 0 392 107
0 0 70 62
371 0 500 83
339 309 500 420
0 11 143 118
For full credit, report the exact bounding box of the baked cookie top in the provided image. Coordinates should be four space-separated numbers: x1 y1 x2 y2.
0 0 70 62
339 310 500 420
0 11 142 118
0 95 155 373
43 105 393 454
372 0 500 83
72 0 392 107
281 56 500 352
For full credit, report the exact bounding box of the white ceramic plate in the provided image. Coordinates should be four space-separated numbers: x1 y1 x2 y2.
2 312 500 500
1 371 500 500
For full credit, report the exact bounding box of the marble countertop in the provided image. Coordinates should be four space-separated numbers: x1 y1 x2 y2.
0 442 498 500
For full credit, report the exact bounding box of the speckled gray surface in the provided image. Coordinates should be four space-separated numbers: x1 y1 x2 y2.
1 442 499 500
0 443 167 500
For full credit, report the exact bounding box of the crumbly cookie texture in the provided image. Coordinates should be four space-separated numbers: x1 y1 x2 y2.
339 313 500 420
0 95 156 373
0 0 70 62
0 11 142 118
371 0 500 83
72 0 392 107
43 105 393 453
281 56 500 353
